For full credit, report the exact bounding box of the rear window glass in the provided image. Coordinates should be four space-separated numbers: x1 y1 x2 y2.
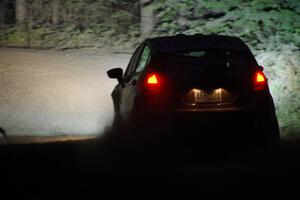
168 50 253 71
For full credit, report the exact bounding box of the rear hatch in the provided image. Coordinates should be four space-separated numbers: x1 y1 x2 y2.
160 49 255 110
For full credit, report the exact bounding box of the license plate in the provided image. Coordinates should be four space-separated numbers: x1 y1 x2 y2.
194 89 221 103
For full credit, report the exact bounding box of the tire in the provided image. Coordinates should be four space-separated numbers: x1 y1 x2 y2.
250 116 280 166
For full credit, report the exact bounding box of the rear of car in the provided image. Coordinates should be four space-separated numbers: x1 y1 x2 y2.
137 36 271 115
108 35 279 158
134 36 279 149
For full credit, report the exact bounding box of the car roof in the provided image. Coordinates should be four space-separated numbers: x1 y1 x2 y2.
145 34 249 54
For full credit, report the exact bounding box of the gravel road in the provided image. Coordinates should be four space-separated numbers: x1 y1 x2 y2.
0 48 131 137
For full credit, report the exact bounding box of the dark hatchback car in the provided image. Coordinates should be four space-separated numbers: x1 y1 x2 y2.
107 34 280 154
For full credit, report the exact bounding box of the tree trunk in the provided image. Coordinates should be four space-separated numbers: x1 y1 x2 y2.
140 0 154 38
0 1 5 28
16 0 27 24
52 0 59 25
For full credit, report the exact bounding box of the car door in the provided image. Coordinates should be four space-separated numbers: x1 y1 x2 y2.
117 43 143 119
119 44 151 120
111 44 143 122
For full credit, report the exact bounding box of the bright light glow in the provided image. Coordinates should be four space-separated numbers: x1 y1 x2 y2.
254 71 267 90
256 72 265 83
147 74 158 84
215 88 222 93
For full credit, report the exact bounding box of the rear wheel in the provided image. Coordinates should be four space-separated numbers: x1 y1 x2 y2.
250 116 280 165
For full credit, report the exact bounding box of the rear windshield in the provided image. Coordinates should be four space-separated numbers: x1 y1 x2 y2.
167 49 255 71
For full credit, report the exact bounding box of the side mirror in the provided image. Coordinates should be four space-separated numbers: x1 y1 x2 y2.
107 68 123 83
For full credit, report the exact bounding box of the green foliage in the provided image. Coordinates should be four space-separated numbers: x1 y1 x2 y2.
1 26 28 46
152 0 300 48
0 0 139 50
256 45 300 135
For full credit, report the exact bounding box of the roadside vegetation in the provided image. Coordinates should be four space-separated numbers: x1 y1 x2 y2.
0 0 141 51
1 0 299 136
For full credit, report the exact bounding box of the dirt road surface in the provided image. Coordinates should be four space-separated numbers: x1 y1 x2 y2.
0 48 131 138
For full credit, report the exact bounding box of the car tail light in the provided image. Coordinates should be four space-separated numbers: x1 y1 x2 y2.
254 71 267 90
145 73 163 93
147 74 158 85
256 72 265 83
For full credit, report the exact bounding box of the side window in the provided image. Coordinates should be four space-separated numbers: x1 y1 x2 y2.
124 44 143 78
135 46 151 73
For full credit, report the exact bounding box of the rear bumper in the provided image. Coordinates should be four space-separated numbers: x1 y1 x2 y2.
133 101 277 134
174 106 248 113
127 103 279 153
133 92 278 131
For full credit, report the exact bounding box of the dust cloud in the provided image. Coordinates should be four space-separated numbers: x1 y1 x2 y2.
0 48 130 137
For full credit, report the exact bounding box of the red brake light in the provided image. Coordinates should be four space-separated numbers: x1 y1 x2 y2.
254 71 267 90
256 72 265 83
147 74 158 85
